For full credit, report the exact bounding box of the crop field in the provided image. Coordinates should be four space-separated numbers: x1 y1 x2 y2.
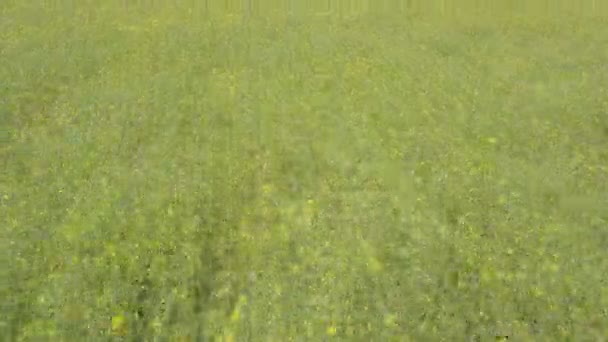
2 1 608 341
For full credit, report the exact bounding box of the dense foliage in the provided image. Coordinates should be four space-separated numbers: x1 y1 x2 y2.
2 2 607 340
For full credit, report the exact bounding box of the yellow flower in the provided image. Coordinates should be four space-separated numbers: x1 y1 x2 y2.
111 314 127 336
262 184 274 194
368 257 384 274
326 325 337 336
230 308 240 322
223 332 235 342
384 313 397 327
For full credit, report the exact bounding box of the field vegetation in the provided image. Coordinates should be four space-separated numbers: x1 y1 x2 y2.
2 1 608 340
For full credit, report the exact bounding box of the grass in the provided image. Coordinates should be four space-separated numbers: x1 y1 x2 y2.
2 2 608 341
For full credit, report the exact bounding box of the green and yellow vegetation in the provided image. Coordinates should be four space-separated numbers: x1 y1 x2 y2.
2 1 607 340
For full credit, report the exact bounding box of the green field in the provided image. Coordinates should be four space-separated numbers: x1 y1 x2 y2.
2 2 608 341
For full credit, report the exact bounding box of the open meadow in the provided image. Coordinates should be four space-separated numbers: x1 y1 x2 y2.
2 1 608 340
